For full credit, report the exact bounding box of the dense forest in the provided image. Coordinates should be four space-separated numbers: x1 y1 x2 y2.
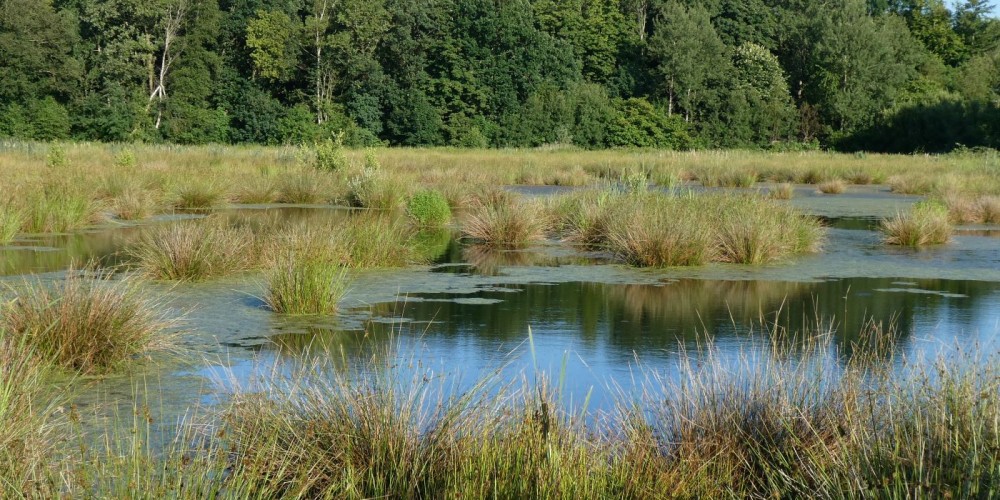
1 0 998 152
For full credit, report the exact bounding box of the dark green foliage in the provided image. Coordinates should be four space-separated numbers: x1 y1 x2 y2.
0 0 996 151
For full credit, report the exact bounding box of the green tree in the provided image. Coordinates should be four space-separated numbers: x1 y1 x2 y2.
648 1 730 122
245 9 299 81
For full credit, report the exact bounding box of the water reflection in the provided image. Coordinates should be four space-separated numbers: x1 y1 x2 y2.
265 277 1000 375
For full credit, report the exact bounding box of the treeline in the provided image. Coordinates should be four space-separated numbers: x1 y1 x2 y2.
1 0 998 152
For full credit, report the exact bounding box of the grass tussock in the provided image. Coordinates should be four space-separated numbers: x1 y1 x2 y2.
0 332 57 498
817 179 846 194
265 249 350 315
172 181 226 209
406 190 452 228
0 269 175 374
462 190 548 248
0 204 24 244
881 201 952 246
127 218 256 280
23 184 99 233
563 190 823 267
768 183 795 200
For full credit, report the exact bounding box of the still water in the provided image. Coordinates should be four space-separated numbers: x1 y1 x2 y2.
0 191 997 424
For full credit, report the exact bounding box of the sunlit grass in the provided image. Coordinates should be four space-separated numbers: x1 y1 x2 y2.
881 201 952 246
0 269 176 374
462 190 548 249
127 218 256 280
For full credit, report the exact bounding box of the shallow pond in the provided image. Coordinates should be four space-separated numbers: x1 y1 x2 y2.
2 190 999 434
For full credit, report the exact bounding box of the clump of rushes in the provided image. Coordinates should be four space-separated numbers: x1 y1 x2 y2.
551 189 617 247
768 183 795 200
233 175 278 204
714 196 824 264
347 166 410 210
24 184 99 233
173 181 225 209
0 269 175 374
981 196 1000 223
462 190 547 248
339 214 418 267
699 168 757 188
605 195 715 266
881 201 952 246
406 190 452 228
0 331 56 498
265 252 349 315
817 179 846 194
112 185 158 220
128 218 255 280
0 204 24 244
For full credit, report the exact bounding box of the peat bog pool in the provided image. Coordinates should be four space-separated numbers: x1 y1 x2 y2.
2 185 999 436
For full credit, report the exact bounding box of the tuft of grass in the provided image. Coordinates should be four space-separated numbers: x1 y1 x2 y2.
715 197 824 264
0 204 25 244
550 189 617 247
768 183 795 200
981 196 1000 223
338 215 419 267
600 193 823 267
881 201 952 246
406 190 452 228
23 185 99 233
265 253 350 315
817 179 846 194
233 175 278 204
700 169 757 188
0 269 176 374
127 218 256 280
173 181 225 209
462 191 548 249
0 331 57 498
347 166 410 210
605 194 715 267
112 185 158 221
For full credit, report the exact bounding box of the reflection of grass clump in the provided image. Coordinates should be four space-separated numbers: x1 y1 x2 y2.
128 219 255 280
406 190 452 228
881 201 952 246
0 269 175 374
462 191 547 249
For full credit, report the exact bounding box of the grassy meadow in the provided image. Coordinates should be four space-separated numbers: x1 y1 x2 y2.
0 141 998 497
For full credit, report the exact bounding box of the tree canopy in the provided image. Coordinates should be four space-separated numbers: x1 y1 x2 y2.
0 0 997 151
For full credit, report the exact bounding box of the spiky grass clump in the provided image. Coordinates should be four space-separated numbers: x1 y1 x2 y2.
881 201 952 246
605 195 715 267
817 179 846 194
111 185 158 220
550 189 617 247
0 270 175 374
406 190 452 228
173 181 225 209
0 204 24 244
338 215 419 268
347 167 410 210
265 253 349 315
462 191 547 249
0 332 56 498
601 193 823 267
23 185 99 233
714 197 824 264
699 169 757 188
768 183 795 200
233 175 278 204
128 219 256 280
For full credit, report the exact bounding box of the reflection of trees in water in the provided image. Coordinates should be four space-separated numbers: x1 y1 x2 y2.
343 278 998 367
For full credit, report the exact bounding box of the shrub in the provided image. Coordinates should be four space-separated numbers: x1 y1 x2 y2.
45 145 68 169
314 136 349 172
0 269 175 374
406 190 452 228
880 201 952 246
